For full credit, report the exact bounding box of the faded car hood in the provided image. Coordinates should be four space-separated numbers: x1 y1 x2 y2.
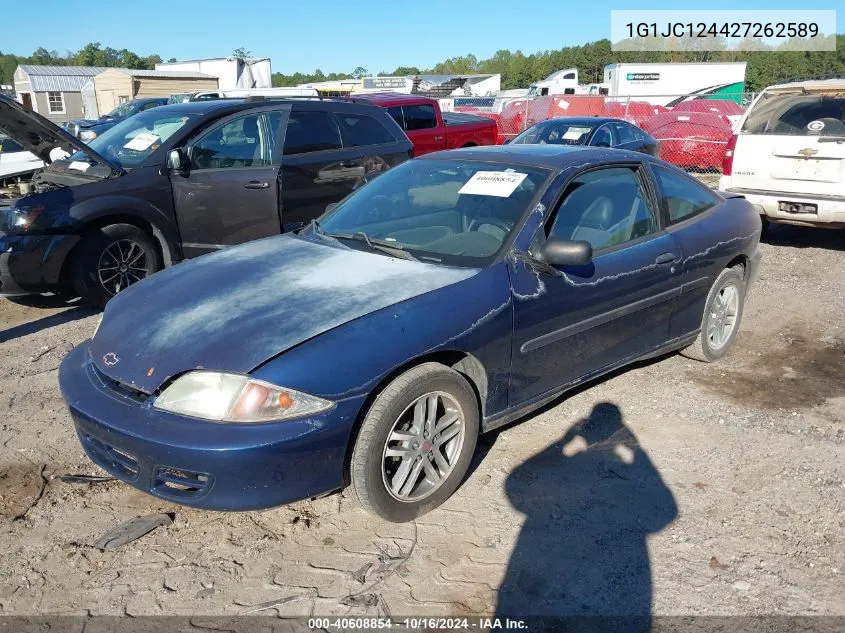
90 235 478 394
0 94 121 170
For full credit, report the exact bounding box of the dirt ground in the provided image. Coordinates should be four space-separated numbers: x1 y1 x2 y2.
0 224 843 618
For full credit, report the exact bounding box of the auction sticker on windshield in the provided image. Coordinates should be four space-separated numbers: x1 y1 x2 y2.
124 132 160 152
458 171 528 197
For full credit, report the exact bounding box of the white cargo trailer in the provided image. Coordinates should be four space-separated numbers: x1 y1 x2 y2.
602 62 747 106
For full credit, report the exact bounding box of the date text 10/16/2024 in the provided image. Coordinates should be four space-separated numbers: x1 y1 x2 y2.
307 618 529 630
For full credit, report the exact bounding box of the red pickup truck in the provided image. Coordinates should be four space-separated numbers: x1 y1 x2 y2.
348 93 498 155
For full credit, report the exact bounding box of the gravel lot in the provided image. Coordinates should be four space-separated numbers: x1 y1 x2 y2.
0 224 843 618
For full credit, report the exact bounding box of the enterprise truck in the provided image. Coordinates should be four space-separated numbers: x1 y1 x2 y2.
599 62 747 107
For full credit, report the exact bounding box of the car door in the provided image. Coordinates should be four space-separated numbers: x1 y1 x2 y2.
649 163 727 340
170 107 287 258
279 107 366 231
509 164 683 406
613 121 659 155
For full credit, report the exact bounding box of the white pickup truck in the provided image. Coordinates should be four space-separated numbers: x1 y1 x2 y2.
719 79 845 229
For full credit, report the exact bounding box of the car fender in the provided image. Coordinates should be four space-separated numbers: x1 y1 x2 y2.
66 193 180 264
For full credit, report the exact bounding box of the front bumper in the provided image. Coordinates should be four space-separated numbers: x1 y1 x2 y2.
0 233 79 295
721 183 845 226
59 343 365 511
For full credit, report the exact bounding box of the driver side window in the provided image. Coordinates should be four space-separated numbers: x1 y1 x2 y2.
190 113 273 170
548 167 657 252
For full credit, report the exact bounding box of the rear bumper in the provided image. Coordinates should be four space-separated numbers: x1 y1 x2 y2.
0 233 79 295
720 184 845 225
59 343 365 511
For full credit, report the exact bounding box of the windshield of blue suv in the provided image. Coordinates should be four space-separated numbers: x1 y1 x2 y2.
317 158 552 267
68 109 198 169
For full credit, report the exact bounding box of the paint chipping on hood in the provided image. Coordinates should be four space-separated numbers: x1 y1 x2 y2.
90 235 477 393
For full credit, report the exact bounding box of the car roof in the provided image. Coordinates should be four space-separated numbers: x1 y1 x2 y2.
764 77 845 92
154 97 381 117
347 92 433 106
534 116 626 126
423 144 649 169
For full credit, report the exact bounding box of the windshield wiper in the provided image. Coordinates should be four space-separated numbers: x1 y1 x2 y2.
817 137 845 144
328 231 419 262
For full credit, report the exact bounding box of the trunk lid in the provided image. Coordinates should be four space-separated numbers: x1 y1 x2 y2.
89 235 477 394
0 94 123 171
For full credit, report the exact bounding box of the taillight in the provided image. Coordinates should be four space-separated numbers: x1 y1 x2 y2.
722 134 738 176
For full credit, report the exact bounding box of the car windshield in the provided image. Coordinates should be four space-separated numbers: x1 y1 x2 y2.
742 91 845 137
318 158 552 267
72 109 198 169
104 101 135 119
511 121 595 146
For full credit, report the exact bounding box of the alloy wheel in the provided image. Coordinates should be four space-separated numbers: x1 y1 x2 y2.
707 283 739 350
97 239 149 296
382 391 466 503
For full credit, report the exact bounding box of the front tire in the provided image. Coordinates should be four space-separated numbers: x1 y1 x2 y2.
680 266 746 363
70 224 161 309
350 363 479 522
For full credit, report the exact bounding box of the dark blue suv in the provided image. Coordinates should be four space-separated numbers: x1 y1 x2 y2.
65 98 168 142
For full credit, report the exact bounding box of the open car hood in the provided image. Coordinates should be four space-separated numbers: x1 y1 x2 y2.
0 94 121 171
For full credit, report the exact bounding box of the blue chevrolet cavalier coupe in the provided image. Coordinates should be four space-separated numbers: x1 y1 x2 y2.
59 145 761 522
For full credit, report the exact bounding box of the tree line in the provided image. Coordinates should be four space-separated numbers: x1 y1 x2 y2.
0 43 177 88
4 37 844 94
271 36 845 93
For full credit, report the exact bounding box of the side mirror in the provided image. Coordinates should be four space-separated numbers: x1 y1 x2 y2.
167 148 186 172
503 138 511 145
537 238 592 267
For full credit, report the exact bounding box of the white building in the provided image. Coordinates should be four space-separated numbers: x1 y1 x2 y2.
155 57 272 91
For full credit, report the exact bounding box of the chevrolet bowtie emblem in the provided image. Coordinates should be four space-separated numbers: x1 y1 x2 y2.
798 148 818 157
103 352 120 366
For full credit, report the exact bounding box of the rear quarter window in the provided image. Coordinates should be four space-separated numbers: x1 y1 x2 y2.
336 113 395 146
653 165 721 225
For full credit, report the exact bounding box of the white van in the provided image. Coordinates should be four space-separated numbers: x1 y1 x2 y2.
719 79 845 228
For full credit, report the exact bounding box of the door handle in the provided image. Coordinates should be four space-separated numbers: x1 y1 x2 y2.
654 253 675 265
244 181 270 189
434 136 445 141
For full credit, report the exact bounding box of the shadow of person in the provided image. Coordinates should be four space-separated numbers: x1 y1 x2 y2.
496 402 677 629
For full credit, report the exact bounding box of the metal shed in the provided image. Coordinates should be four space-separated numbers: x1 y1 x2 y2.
14 65 110 123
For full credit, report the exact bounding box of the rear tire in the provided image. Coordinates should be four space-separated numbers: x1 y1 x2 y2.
680 266 746 363
350 363 479 522
70 224 161 309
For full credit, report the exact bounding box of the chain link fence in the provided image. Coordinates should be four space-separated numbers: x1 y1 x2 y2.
441 93 757 179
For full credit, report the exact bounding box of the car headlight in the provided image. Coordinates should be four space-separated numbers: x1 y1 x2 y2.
5 205 46 233
152 371 334 423
79 130 97 141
